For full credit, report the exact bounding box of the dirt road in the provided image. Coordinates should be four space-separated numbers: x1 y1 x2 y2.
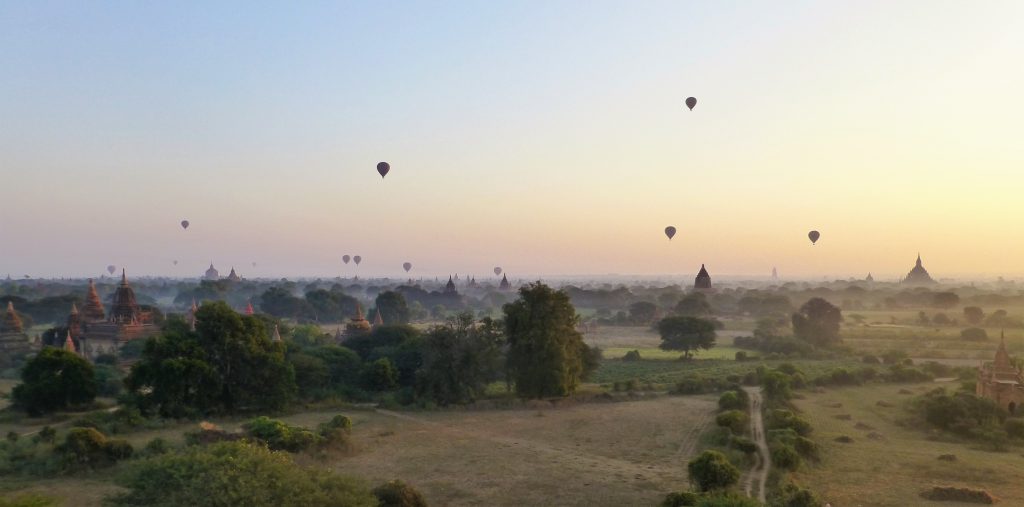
742 386 770 503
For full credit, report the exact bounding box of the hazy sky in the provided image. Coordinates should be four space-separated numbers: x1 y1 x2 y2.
2 1 1023 280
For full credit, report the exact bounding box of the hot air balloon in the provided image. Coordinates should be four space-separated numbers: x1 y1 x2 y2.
664 226 677 240
107 265 116 275
403 262 412 273
685 97 697 111
353 256 362 265
342 255 351 264
173 260 178 265
180 220 190 230
808 230 821 245
376 162 390 178
494 267 502 276
252 262 257 267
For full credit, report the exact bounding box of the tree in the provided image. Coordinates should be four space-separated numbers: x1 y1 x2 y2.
125 302 296 417
932 292 961 309
791 298 842 346
687 450 740 492
963 306 985 325
504 283 593 398
416 313 504 405
628 301 658 325
961 327 988 341
657 317 716 359
375 291 410 325
674 293 712 317
373 480 428 507
12 348 96 415
106 441 377 507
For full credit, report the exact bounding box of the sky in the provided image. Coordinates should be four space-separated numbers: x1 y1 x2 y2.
2 1 1023 280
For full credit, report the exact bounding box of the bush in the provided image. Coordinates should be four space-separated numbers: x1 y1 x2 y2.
771 443 801 470
1005 418 1024 439
243 416 321 453
886 365 933 383
107 441 378 507
55 427 131 469
717 390 748 411
730 436 757 454
794 436 818 459
12 348 96 415
687 450 740 492
144 437 170 456
105 439 134 460
961 327 989 341
766 410 812 436
372 480 429 507
362 358 399 391
623 350 641 361
920 486 997 504
862 354 880 364
734 351 748 361
660 492 700 507
774 484 824 507
715 410 749 435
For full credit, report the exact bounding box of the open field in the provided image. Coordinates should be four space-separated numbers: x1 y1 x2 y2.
792 382 1024 506
0 395 718 507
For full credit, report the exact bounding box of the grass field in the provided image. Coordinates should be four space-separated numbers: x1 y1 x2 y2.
792 382 1024 506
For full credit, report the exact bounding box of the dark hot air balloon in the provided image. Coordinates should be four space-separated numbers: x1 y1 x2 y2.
252 262 257 267
342 255 351 264
353 256 362 265
403 262 412 272
180 220 189 230
376 162 390 178
107 265 116 275
685 97 697 110
664 226 677 240
808 230 821 245
493 267 502 276
173 260 178 265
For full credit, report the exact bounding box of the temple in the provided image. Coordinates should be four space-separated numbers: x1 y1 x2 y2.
342 303 371 339
444 275 458 295
373 308 384 327
901 254 935 285
205 263 220 280
226 267 241 282
694 264 712 290
0 301 31 367
499 273 512 291
71 270 160 360
865 273 874 283
977 332 1024 414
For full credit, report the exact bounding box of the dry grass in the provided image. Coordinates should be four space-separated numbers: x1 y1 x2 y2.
791 382 1024 506
303 395 718 506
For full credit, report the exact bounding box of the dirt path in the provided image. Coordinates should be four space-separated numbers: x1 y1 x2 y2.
742 387 770 503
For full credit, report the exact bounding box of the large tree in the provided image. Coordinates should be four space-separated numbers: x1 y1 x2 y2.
12 348 96 415
628 301 658 325
125 302 296 417
504 283 593 398
657 316 717 359
416 313 504 405
375 291 410 325
791 297 843 347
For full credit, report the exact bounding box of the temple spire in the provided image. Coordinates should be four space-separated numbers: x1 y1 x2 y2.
272 325 282 343
64 330 76 353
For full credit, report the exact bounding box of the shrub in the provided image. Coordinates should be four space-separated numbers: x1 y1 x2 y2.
766 410 812 436
715 410 749 435
623 350 641 361
862 354 880 364
107 441 378 507
734 351 748 361
1005 419 1024 439
920 486 997 504
57 427 109 466
105 439 134 460
144 437 170 456
794 436 818 459
243 416 321 453
730 436 757 455
770 443 801 471
961 327 989 341
687 450 740 492
717 390 749 411
660 492 699 507
887 365 933 383
372 480 429 507
774 484 824 507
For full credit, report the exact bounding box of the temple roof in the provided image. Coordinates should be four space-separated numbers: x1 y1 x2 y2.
110 269 141 323
694 264 712 289
373 308 384 326
904 254 935 284
64 330 76 353
445 275 458 294
2 301 24 333
499 273 511 290
83 278 106 322
272 325 282 343
205 263 219 279
227 267 241 282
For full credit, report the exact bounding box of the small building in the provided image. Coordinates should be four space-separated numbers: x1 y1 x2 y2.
694 264 712 290
977 333 1024 414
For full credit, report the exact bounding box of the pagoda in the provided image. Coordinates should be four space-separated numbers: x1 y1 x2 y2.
499 274 512 291
902 254 935 285
226 267 241 282
977 332 1024 414
343 304 371 339
373 308 384 327
76 270 159 361
694 264 712 290
204 263 220 280
444 275 458 295
83 279 106 322
0 301 31 367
